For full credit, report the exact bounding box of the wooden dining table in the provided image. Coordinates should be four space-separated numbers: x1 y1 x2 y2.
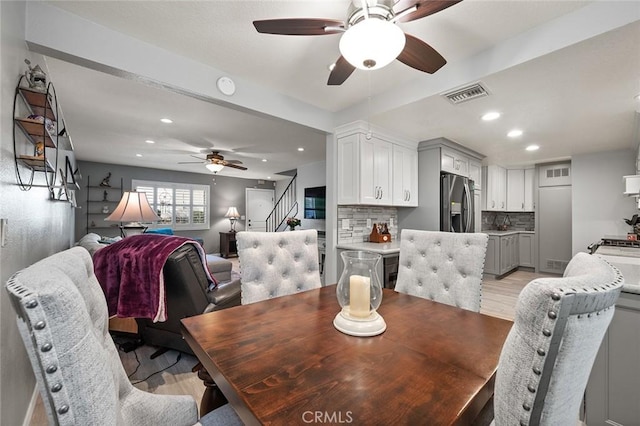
181 286 513 425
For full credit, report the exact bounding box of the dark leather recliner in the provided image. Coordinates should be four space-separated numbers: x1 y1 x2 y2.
136 243 241 354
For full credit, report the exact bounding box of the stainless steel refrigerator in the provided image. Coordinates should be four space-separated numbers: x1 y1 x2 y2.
441 172 475 233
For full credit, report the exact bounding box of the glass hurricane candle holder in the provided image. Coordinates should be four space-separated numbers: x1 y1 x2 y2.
333 250 386 337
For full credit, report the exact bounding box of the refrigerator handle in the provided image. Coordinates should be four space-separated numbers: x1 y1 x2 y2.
463 181 472 232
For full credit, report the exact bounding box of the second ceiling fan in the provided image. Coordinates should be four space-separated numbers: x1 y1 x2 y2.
253 0 462 85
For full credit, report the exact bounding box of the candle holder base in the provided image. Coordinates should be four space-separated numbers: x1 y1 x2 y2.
333 310 386 337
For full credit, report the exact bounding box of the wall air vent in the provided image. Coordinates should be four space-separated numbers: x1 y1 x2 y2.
442 82 490 104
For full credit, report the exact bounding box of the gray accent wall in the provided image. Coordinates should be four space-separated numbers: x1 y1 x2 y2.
1 2 76 424
76 161 276 254
572 149 636 255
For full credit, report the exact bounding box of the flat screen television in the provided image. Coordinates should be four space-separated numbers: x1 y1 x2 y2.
304 186 326 219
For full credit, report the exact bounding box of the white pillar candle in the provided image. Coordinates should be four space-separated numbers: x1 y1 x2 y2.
349 274 370 318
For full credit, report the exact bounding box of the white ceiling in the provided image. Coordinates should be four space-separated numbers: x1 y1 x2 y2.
35 1 640 180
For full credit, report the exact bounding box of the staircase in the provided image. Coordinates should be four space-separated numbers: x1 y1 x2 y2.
266 174 298 232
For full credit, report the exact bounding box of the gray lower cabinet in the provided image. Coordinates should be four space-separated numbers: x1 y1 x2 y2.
518 233 535 268
499 234 519 275
585 291 640 424
485 236 500 275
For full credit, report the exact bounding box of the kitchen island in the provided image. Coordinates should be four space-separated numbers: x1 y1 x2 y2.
585 248 640 424
336 241 400 288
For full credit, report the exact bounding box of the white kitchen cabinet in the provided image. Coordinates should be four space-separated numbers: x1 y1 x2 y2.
506 168 535 212
469 160 482 190
524 168 535 211
518 233 535 268
337 132 393 205
393 144 418 206
441 148 469 177
360 136 393 205
484 165 507 211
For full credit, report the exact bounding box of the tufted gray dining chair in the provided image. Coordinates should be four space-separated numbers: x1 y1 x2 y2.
491 252 623 426
237 229 321 305
5 247 241 426
395 229 489 312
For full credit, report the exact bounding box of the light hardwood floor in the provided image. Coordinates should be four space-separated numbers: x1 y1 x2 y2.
29 268 554 425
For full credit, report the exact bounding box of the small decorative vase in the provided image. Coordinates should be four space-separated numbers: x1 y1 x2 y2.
333 250 386 337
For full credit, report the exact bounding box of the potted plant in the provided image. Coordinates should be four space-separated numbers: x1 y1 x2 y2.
286 217 301 231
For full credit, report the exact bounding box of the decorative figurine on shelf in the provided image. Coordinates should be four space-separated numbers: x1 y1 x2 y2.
24 59 47 92
102 205 109 214
91 221 96 228
100 172 112 187
286 217 301 231
34 141 44 157
102 190 108 202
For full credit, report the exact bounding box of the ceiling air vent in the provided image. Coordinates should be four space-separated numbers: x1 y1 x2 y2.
442 82 489 104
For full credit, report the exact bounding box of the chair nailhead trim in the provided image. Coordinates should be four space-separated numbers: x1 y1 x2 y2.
46 365 57 374
551 293 561 301
537 349 546 356
58 405 69 414
548 311 557 319
527 384 536 393
532 367 541 375
51 383 62 392
41 343 52 352
542 329 551 337
522 403 531 411
26 300 38 308
34 321 46 330
520 421 527 426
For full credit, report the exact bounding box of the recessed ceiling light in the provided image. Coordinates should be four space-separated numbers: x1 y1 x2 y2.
267 176 271 180
634 93 640 101
481 112 501 121
526 145 540 151
298 147 304 152
145 139 155 144
160 118 173 124
507 129 523 138
136 153 143 157
262 158 267 162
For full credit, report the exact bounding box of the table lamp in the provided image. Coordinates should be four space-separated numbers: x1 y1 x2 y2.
225 206 241 232
105 191 160 237
334 250 386 337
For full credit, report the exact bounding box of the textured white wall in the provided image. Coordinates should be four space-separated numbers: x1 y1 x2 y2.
572 149 636 255
1 2 75 424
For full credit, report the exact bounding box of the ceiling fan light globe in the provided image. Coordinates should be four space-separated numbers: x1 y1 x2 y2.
339 19 405 70
205 163 225 173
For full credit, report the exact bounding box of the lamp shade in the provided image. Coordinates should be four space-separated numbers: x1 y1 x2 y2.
104 191 160 223
206 163 224 173
224 206 241 219
339 19 406 70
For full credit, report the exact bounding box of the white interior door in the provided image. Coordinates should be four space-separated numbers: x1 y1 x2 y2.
245 188 274 232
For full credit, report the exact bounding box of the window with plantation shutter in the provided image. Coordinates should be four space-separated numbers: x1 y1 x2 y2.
132 180 209 230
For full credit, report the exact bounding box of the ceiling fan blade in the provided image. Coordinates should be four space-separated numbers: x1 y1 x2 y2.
396 33 446 74
189 154 206 160
253 18 344 36
178 161 206 164
327 56 356 86
226 163 248 171
393 0 462 24
224 159 243 165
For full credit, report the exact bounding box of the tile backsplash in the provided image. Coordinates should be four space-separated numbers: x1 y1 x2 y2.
338 206 398 243
481 211 535 231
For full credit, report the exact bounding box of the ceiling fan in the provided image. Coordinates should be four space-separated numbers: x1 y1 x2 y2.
179 151 248 173
253 0 462 85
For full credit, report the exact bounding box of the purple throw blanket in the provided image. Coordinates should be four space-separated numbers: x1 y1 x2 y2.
93 234 216 322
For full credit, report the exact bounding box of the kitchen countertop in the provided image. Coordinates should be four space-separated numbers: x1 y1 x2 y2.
595 249 640 295
483 230 535 236
336 241 401 255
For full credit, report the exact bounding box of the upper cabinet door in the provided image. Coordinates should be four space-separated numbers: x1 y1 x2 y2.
441 148 469 177
485 165 507 211
507 169 525 211
469 160 482 190
524 168 535 211
393 145 418 206
337 133 359 205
